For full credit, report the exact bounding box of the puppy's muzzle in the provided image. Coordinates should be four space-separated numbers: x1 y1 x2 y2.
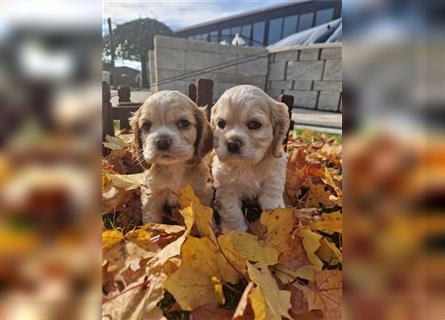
156 136 172 151
226 138 242 154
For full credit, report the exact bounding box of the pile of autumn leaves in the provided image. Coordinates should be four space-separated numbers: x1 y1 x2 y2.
102 130 342 320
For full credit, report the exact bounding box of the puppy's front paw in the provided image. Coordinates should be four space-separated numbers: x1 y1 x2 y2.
142 211 163 225
220 216 248 233
259 195 284 211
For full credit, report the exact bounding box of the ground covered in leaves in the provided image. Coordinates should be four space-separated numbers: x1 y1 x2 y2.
102 129 342 320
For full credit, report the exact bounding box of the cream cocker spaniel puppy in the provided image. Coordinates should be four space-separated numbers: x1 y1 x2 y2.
130 91 213 224
211 85 290 231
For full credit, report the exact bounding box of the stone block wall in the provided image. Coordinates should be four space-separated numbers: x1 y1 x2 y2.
150 36 342 112
150 36 268 101
267 44 342 112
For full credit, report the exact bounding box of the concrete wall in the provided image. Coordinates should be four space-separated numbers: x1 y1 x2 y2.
267 44 342 112
150 36 342 112
150 36 268 101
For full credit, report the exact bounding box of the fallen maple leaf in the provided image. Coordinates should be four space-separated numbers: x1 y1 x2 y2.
102 271 167 320
310 212 342 234
304 183 339 208
298 229 323 271
179 185 215 241
164 236 240 310
304 270 342 320
260 208 294 253
316 238 342 266
289 285 309 318
164 262 221 311
125 228 160 252
274 264 315 285
247 262 291 320
108 172 145 191
190 304 233 320
226 230 279 267
217 233 249 278
103 134 128 150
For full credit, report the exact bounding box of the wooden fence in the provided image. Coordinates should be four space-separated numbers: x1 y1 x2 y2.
102 79 294 155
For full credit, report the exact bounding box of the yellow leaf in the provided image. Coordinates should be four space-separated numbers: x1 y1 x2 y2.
304 270 342 320
109 173 145 191
310 212 342 234
247 262 291 320
260 208 294 253
212 276 226 305
102 173 111 189
316 238 342 266
217 233 248 278
298 229 323 271
181 236 239 284
102 229 124 254
165 262 219 311
229 230 279 267
165 236 240 311
249 287 267 320
179 206 195 232
321 167 342 196
179 185 215 241
179 184 200 208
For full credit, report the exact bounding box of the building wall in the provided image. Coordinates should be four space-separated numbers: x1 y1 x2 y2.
267 44 342 112
151 36 268 98
150 36 342 112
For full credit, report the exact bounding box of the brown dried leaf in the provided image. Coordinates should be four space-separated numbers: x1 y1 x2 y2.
304 270 342 320
190 304 233 320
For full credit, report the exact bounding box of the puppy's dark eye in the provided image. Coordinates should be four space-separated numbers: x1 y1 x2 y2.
217 120 226 129
177 119 190 129
247 121 262 130
141 121 151 131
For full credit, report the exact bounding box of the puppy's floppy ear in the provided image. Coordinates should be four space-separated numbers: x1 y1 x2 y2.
193 105 213 160
270 101 290 157
209 102 219 127
130 109 149 168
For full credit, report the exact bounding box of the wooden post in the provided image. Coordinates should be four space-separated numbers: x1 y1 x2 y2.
118 86 131 104
102 81 114 156
196 79 213 120
279 94 294 152
113 106 140 130
188 83 197 103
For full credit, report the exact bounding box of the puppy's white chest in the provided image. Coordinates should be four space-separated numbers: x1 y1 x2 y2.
213 162 263 200
146 165 184 194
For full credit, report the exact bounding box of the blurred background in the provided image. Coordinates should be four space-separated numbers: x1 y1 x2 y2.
1 0 444 319
0 0 101 319
342 0 445 319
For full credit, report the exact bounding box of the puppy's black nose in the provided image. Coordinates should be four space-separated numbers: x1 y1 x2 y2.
156 137 172 151
227 139 242 154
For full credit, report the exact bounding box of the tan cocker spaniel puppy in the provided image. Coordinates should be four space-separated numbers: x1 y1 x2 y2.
130 90 213 224
211 85 290 231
